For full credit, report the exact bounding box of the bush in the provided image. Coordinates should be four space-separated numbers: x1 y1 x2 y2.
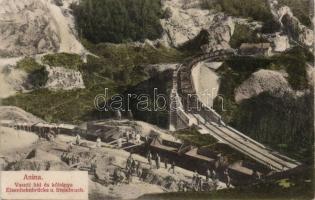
42 53 83 70
270 46 311 90
27 67 49 89
201 0 274 23
80 43 187 88
15 57 48 89
54 0 63 6
230 24 267 48
16 57 43 73
72 0 163 43
261 18 281 33
174 127 218 147
278 0 312 27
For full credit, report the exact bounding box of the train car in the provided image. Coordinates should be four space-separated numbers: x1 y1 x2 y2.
57 124 80 136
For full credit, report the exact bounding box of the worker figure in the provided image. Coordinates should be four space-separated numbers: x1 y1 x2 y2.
126 131 130 143
155 154 161 169
147 152 152 168
47 132 54 142
195 171 200 190
71 155 76 165
135 133 141 144
138 167 143 180
68 154 72 165
75 134 81 145
126 153 133 170
252 170 261 180
183 183 188 192
113 168 120 185
76 156 80 164
126 166 133 183
61 152 66 161
218 116 223 127
131 159 137 175
192 170 197 188
144 135 148 144
168 161 175 174
198 177 203 191
132 131 136 142
127 110 134 119
96 137 102 148
116 110 122 120
164 158 168 169
67 142 73 152
211 169 217 180
178 180 184 191
136 161 141 177
206 168 211 182
91 161 97 175
224 169 231 188
117 137 122 148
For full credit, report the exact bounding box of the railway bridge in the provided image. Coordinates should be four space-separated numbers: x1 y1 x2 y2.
169 49 301 172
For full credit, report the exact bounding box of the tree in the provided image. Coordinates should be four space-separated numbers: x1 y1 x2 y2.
72 0 163 43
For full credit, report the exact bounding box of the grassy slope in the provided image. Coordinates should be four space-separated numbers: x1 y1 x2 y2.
174 127 218 147
2 43 188 124
16 57 43 73
41 53 83 70
201 0 273 22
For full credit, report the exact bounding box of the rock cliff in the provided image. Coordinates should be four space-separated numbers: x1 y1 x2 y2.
235 69 292 103
0 0 85 57
45 66 85 90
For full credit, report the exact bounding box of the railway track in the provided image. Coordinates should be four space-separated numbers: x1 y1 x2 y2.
172 49 301 172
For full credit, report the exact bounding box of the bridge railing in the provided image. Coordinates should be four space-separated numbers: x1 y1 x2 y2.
174 48 301 169
184 50 279 148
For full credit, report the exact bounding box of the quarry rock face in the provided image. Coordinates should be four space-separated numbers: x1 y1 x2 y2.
235 69 292 103
277 6 314 48
0 0 85 57
45 66 85 90
200 14 235 53
160 0 215 47
159 0 235 51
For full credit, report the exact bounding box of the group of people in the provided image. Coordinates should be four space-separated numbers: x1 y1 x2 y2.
125 153 143 181
206 168 217 182
112 151 178 185
125 130 141 144
61 152 80 166
190 168 231 191
191 170 218 191
39 129 56 142
66 134 81 152
146 151 176 173
177 169 220 192
110 153 143 184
